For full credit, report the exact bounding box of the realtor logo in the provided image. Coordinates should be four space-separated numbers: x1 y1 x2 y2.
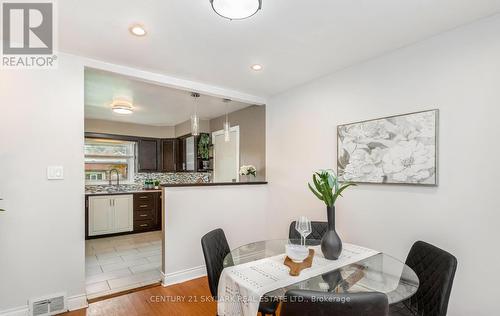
1 0 57 68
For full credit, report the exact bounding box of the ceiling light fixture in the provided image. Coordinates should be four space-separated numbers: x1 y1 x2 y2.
210 0 262 20
111 99 134 115
191 92 201 136
129 24 147 37
251 64 263 71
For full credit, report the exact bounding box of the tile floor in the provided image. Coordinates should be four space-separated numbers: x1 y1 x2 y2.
85 231 162 299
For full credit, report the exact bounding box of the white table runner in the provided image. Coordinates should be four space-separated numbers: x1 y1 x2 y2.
217 243 380 316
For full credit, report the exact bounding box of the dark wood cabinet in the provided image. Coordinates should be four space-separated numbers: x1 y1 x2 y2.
137 139 160 172
133 192 161 231
161 139 178 172
85 132 211 173
177 137 186 171
175 133 211 172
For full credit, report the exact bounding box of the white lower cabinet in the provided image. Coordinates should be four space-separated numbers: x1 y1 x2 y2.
88 195 133 236
113 195 134 233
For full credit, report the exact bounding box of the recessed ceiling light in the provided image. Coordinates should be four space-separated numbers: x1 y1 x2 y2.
251 64 263 71
129 24 147 37
111 100 134 114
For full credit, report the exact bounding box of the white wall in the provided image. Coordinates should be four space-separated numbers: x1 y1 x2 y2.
0 54 86 313
162 185 268 285
266 15 500 316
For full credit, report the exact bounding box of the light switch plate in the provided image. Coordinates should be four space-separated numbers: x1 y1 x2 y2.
47 166 64 180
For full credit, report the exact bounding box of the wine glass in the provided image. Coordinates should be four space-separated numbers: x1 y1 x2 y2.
295 216 312 246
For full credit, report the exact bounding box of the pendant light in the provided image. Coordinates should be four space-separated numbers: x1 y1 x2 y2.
223 98 231 142
190 92 201 136
210 0 262 20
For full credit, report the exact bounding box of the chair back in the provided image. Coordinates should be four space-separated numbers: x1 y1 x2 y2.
281 290 389 316
289 221 328 244
403 241 458 316
201 228 232 298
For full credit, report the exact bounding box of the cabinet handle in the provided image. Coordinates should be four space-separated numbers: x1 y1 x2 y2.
140 224 148 227
140 204 148 208
140 214 148 217
139 196 148 199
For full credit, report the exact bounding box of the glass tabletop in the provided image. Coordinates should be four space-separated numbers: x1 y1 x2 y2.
223 239 419 305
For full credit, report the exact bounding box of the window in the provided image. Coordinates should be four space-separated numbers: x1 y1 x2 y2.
85 138 136 184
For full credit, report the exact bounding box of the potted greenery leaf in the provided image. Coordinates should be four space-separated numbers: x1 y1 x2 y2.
308 169 356 260
198 134 210 160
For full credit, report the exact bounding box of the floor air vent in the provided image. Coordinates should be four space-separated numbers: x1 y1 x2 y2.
29 293 67 316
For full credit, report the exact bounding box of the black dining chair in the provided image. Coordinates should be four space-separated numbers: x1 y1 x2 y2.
281 290 389 316
201 228 279 316
289 221 328 245
389 241 458 316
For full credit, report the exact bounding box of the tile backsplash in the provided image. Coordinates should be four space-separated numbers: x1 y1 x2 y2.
85 172 211 193
134 172 211 184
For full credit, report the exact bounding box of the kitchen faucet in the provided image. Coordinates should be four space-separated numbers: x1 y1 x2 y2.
109 169 120 186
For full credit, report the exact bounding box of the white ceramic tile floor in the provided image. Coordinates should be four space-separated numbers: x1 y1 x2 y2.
85 231 162 299
101 258 149 273
86 281 110 294
146 254 162 264
107 269 161 289
121 249 161 262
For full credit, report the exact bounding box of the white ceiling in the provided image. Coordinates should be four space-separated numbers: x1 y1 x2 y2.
84 68 251 126
61 1 500 97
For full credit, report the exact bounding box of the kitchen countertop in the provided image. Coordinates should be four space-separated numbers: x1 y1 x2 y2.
162 181 268 188
85 180 261 195
85 189 162 196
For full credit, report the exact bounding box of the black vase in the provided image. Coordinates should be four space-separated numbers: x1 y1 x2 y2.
321 205 342 260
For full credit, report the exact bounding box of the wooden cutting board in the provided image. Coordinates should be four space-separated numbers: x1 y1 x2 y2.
284 249 315 276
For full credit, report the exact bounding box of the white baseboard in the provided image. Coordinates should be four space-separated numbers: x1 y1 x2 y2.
162 266 207 287
0 306 28 316
0 293 88 316
67 294 88 311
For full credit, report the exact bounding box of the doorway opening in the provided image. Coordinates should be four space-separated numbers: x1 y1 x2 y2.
212 126 240 183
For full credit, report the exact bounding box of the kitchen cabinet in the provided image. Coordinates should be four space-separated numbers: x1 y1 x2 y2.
113 196 135 232
176 133 211 172
137 138 160 172
85 192 161 239
161 139 178 172
85 132 211 173
185 136 195 171
88 196 113 236
88 195 133 236
177 137 186 171
133 192 162 231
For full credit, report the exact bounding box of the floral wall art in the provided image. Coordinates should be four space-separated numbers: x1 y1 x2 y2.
337 110 438 185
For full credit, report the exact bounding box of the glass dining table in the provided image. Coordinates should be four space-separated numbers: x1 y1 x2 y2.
223 239 419 305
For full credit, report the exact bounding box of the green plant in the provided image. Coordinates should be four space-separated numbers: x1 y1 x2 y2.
198 134 210 159
308 169 356 207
